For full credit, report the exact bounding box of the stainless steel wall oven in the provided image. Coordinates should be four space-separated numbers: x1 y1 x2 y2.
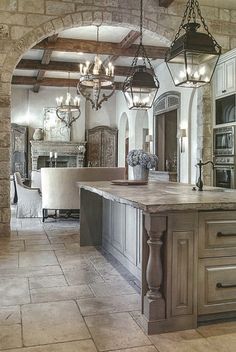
213 156 235 189
213 126 235 156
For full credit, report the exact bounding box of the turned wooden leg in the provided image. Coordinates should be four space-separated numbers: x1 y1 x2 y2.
143 213 167 323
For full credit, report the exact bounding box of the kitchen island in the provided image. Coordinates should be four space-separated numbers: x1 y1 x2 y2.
79 180 236 334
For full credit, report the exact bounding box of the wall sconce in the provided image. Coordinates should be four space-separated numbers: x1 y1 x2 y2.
145 134 153 152
177 128 187 153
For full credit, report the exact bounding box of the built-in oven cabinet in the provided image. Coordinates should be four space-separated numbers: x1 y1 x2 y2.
214 58 236 99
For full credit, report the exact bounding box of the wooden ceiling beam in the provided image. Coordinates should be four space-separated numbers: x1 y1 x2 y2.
16 59 143 77
33 34 58 93
12 75 124 90
33 38 167 59
103 30 140 66
159 0 175 8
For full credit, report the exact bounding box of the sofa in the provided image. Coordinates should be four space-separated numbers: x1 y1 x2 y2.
41 167 125 221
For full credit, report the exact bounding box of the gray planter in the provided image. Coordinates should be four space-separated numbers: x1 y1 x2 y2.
133 165 149 180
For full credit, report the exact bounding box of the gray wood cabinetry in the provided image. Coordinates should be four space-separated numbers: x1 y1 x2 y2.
80 182 236 334
102 198 142 279
198 211 236 316
86 126 118 167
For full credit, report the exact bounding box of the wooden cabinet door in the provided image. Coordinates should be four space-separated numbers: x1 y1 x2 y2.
214 59 236 98
215 63 224 98
225 58 236 94
87 126 117 167
11 124 28 177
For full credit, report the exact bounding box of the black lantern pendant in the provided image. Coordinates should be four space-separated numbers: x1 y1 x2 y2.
122 0 159 110
165 0 221 88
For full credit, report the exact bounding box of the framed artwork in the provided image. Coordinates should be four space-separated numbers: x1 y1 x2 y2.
43 107 70 142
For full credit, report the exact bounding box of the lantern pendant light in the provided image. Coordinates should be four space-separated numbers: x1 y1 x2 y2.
165 0 221 88
122 0 159 110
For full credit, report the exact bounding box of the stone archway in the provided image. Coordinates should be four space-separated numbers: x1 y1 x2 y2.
0 4 171 235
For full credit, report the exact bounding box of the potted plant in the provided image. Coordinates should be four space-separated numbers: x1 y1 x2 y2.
127 149 158 180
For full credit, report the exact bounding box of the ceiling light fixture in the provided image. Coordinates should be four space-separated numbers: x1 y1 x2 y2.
165 0 221 88
56 72 81 127
77 25 115 111
122 0 159 110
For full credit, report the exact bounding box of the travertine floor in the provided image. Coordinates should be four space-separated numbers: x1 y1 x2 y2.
0 207 234 351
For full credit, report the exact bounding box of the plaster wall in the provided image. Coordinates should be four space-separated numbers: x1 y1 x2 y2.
11 86 86 142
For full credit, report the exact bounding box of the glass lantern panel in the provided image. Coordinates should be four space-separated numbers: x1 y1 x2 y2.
124 86 157 110
167 51 219 87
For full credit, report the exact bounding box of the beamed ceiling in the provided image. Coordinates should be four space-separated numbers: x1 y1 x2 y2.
12 23 169 92
13 0 236 92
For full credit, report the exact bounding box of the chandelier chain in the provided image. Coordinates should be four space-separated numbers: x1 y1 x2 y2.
170 0 220 50
140 0 143 45
171 0 190 46
195 0 220 49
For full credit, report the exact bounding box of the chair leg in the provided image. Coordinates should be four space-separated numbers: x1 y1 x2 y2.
42 209 46 222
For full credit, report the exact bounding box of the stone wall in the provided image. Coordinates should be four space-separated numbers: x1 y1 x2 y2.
0 0 236 234
197 85 213 186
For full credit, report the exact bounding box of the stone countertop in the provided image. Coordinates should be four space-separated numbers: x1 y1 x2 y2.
78 180 236 213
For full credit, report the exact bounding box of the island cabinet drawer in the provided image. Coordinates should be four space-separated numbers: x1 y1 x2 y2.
199 211 236 258
198 257 236 315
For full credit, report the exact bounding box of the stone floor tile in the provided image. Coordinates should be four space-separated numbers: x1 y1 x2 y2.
30 284 93 303
0 278 30 306
19 251 58 267
0 340 98 352
0 305 20 325
77 293 140 316
0 265 62 278
109 347 158 352
29 275 67 289
0 253 19 269
25 244 65 251
197 321 236 337
85 312 151 351
55 250 92 268
0 240 25 252
24 238 50 246
0 324 22 349
63 267 104 285
207 333 236 352
89 281 136 297
149 329 221 352
22 301 90 346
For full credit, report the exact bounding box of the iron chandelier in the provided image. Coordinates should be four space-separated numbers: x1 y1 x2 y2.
56 72 81 127
165 0 221 88
122 0 159 110
77 25 115 111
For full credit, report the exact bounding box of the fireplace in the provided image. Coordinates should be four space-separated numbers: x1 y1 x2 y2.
30 141 86 171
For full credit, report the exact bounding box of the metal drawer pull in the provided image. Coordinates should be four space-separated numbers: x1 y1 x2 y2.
216 282 236 289
217 231 236 237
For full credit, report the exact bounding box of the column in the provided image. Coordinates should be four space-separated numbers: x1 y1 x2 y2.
143 213 166 321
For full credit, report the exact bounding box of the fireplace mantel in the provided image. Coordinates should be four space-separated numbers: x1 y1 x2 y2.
30 140 86 170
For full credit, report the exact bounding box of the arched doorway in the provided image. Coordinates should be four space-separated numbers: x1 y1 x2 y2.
0 6 171 234
153 92 181 180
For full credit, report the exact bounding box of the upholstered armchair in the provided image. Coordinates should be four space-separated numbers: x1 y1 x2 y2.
14 172 42 218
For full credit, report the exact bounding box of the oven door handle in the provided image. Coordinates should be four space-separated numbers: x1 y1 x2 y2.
214 165 234 169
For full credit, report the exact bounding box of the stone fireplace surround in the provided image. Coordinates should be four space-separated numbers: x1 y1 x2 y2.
30 141 86 171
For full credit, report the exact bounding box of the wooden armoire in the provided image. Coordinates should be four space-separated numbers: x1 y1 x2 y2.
86 126 118 167
11 123 28 177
